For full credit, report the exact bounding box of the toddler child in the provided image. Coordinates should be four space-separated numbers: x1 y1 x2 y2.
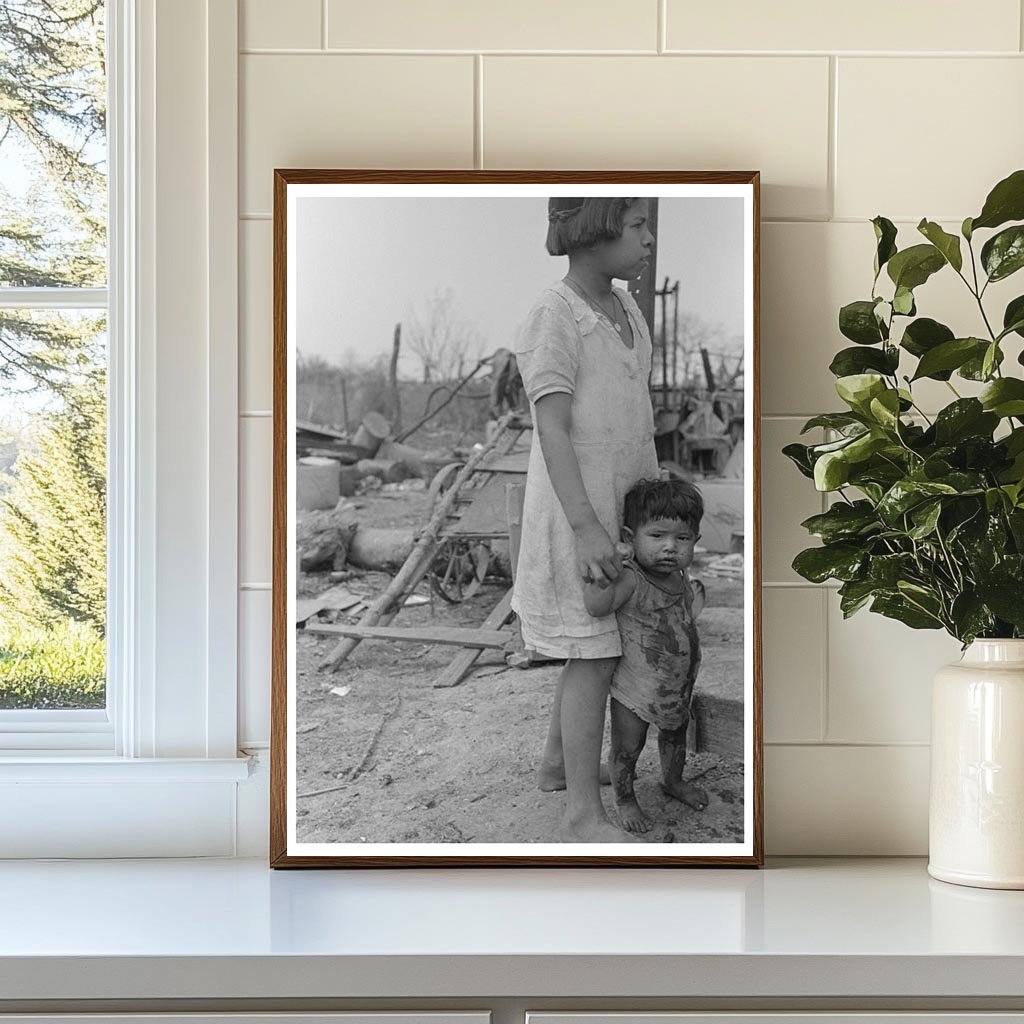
583 477 707 834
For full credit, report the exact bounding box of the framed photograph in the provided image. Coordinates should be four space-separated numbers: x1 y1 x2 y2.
271 170 762 867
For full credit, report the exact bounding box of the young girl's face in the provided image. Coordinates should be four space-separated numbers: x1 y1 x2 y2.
624 516 698 577
596 199 654 280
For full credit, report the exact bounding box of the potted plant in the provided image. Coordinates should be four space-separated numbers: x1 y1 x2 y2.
784 168 1024 889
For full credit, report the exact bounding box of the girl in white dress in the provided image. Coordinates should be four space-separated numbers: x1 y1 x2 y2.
512 196 658 842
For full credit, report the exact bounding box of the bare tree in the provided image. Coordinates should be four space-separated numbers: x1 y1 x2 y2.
404 287 482 383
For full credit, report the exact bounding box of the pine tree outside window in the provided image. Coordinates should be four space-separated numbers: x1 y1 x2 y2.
0 2 109 730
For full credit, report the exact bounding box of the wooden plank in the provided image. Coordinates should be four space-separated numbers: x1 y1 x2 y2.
433 588 516 689
319 413 518 672
476 453 529 474
295 586 363 625
307 622 513 649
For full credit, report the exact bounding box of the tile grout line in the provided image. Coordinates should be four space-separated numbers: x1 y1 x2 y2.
1021 0 1024 51
237 47 1024 57
474 55 484 169
657 0 666 53
321 0 328 50
827 55 838 221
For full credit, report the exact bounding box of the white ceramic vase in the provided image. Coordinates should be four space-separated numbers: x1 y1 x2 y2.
929 639 1024 889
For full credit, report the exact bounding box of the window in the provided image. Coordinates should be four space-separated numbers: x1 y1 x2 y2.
0 1 110 743
0 0 246 856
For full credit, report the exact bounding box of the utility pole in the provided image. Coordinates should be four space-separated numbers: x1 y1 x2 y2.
389 323 402 431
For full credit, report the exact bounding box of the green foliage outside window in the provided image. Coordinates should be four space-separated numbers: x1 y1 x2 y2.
0 1 107 708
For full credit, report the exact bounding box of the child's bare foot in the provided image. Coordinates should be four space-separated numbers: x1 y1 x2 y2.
661 778 709 811
537 761 612 792
559 811 639 843
615 797 651 833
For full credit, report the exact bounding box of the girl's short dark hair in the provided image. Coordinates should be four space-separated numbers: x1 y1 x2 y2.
546 197 639 256
623 478 704 533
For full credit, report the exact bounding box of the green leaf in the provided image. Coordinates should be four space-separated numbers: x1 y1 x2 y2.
933 399 999 445
868 389 902 430
800 500 879 543
911 337 987 380
892 286 916 316
868 552 915 587
792 542 866 583
800 413 865 434
877 479 958 523
872 216 898 277
839 300 887 345
976 575 1024 629
835 373 886 413
960 344 1004 381
871 594 943 630
981 225 1024 283
917 219 963 272
1003 295 1024 340
908 500 942 539
980 378 1024 418
950 592 996 644
838 578 877 617
971 168 1024 232
782 442 815 479
887 244 946 291
829 345 899 378
982 341 1000 381
900 318 955 373
814 450 850 491
962 216 974 241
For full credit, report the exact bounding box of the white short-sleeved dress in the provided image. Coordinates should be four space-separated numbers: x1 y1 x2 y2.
511 280 658 659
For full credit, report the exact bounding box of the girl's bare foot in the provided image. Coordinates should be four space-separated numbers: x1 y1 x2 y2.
559 811 639 843
615 797 651 833
661 778 708 811
537 761 612 792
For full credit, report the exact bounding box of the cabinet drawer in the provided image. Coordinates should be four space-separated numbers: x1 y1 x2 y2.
529 1016 1024 1024
0 1015 489 1024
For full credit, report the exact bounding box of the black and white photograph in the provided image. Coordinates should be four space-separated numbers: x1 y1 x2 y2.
272 172 762 866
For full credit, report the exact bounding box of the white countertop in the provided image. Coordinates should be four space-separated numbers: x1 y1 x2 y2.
2 857 1024 1002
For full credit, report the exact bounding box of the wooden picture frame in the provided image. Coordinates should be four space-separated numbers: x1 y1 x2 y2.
271 170 762 867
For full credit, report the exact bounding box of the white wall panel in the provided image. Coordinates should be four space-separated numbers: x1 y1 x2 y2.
826 593 961 744
765 744 930 854
762 588 825 743
242 0 322 50
483 56 831 219
836 58 1024 220
328 0 658 51
666 0 1021 52
240 55 474 214
240 219 273 411
240 416 273 587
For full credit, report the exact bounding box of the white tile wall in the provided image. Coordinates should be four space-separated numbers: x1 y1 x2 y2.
240 219 273 411
235 1 1024 854
326 0 659 51
665 0 1021 53
483 56 831 220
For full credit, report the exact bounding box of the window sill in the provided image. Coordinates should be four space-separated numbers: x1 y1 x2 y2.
0 754 252 782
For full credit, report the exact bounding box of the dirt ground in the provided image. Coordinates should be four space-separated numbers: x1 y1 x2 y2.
294 485 745 846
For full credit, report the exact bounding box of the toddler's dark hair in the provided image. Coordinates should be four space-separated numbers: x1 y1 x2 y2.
546 197 639 256
623 478 704 533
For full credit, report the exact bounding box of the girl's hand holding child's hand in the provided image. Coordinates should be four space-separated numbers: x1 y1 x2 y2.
575 520 622 588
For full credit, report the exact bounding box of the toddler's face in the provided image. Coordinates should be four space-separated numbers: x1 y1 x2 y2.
627 517 698 576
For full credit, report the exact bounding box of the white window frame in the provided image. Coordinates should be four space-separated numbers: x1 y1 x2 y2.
0 0 249 857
